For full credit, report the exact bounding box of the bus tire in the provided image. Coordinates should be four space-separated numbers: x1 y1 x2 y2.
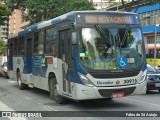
158 89 160 93
49 78 66 104
4 72 8 79
17 71 26 90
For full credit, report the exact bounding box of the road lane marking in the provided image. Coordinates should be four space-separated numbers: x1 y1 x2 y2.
24 96 32 100
8 81 17 83
0 101 27 120
123 97 160 107
43 106 52 111
43 105 57 111
46 106 57 111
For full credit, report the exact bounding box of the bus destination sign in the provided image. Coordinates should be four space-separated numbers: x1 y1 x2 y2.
77 14 139 24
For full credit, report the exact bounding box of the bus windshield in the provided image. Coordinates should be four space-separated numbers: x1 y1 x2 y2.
78 26 144 70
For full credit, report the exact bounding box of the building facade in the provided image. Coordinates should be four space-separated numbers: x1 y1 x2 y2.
136 4 160 45
0 0 8 41
0 21 8 41
133 4 160 67
9 9 30 35
0 1 29 40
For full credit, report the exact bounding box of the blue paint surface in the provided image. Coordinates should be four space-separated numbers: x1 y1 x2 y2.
142 25 160 33
32 55 48 77
7 57 13 71
131 4 160 14
23 56 32 74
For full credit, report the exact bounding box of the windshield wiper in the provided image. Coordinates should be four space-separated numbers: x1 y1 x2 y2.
121 25 130 47
94 25 112 46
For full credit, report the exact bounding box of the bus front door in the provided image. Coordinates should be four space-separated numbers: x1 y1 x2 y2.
59 29 72 95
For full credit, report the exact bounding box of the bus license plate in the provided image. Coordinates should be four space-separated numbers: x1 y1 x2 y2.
112 92 124 98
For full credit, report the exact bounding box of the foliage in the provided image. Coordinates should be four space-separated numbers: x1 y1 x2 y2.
0 4 11 26
0 40 7 55
109 2 121 8
141 0 160 5
5 0 95 24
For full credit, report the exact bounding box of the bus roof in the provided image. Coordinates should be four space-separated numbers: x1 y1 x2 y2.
8 10 138 39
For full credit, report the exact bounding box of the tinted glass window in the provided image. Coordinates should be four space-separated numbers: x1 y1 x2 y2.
79 27 144 70
34 31 44 54
44 27 57 54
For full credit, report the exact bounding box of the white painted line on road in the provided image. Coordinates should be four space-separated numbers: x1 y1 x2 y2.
123 97 160 107
43 105 57 111
43 106 52 111
24 96 32 100
46 106 57 111
8 81 17 83
0 101 27 120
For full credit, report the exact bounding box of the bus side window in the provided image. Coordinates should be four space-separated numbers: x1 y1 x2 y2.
34 31 44 54
19 37 24 55
45 27 57 55
13 38 17 55
37 44 44 54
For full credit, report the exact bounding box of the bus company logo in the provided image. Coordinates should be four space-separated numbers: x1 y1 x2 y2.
116 80 120 85
97 81 113 85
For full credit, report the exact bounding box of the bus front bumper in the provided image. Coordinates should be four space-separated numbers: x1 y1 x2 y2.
74 81 146 100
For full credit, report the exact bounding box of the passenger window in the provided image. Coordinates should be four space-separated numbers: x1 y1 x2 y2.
18 37 24 55
34 31 44 54
45 27 57 54
14 38 18 55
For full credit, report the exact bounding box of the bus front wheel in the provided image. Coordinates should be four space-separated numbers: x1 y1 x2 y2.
49 78 66 104
17 71 26 90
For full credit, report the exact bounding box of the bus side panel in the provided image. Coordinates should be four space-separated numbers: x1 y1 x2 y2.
12 57 25 81
7 41 14 79
32 55 76 98
7 56 14 79
32 55 60 92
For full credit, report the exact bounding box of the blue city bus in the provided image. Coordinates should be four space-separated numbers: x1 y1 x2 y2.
7 11 147 104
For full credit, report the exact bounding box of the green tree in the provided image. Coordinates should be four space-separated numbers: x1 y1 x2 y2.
141 0 160 5
0 40 7 55
5 0 95 24
0 4 11 25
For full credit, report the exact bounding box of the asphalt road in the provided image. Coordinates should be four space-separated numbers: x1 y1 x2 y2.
0 77 160 120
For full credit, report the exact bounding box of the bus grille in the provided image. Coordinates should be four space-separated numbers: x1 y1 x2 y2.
98 87 136 97
89 71 139 78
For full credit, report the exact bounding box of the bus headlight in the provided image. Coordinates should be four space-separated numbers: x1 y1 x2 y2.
138 70 147 84
78 73 95 87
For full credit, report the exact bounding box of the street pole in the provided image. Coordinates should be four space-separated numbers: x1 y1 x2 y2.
154 15 158 69
101 0 102 9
